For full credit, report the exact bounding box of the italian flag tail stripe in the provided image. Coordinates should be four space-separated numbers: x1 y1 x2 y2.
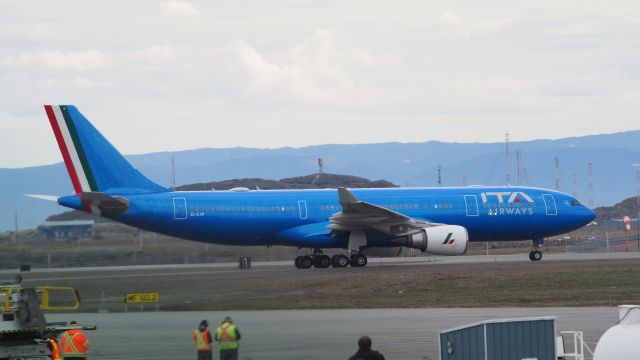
44 105 97 193
59 106 98 191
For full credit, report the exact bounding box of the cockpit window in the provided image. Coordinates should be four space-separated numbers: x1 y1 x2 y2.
570 199 582 206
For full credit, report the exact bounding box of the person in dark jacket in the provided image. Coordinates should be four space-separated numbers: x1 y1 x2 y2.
194 320 213 360
348 336 386 360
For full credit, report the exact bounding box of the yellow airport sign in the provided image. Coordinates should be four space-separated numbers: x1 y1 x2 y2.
125 292 160 303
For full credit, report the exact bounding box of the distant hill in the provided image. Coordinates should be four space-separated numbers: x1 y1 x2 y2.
177 173 397 191
4 130 640 231
594 196 640 225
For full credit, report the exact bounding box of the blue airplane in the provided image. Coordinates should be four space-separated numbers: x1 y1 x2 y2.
36 105 596 268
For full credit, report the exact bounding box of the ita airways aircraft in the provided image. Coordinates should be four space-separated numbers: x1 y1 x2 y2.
35 105 596 268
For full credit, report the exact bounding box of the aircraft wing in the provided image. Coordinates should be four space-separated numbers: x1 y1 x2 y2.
327 187 434 236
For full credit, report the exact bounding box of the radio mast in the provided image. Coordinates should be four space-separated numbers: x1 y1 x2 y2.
505 132 510 186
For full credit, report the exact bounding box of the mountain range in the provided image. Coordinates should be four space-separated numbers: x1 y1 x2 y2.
2 130 640 231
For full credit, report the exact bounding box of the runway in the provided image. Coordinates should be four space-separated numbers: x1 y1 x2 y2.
47 307 616 360
2 250 638 276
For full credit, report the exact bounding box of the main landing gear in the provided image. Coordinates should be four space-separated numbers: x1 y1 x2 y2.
529 238 544 261
294 250 367 269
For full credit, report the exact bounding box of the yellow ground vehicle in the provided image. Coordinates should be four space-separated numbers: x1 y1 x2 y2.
0 282 94 360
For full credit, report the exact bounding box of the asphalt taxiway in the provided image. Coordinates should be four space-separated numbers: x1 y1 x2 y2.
47 307 616 360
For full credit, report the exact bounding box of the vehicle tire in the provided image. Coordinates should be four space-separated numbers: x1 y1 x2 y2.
315 255 331 268
532 251 542 261
350 254 367 267
332 254 349 268
299 255 313 269
528 252 535 261
294 256 302 268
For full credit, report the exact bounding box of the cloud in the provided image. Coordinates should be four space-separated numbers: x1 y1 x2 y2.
158 1 199 16
124 45 178 64
1 50 111 71
229 30 397 106
69 77 115 89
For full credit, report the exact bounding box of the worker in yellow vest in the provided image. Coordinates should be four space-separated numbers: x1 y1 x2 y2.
215 316 241 360
194 319 213 360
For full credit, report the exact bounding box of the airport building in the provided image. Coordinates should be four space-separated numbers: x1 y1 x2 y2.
37 220 94 240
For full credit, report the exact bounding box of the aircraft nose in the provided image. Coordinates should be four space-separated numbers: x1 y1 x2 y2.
585 207 597 223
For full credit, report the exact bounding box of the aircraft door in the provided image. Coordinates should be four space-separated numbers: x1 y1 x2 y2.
464 195 479 216
542 194 557 215
298 200 308 220
173 197 187 220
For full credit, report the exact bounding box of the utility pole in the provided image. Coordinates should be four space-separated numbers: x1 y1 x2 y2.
318 158 324 174
14 211 19 251
437 165 442 187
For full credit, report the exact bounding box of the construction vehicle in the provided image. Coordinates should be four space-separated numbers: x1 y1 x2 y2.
0 278 95 359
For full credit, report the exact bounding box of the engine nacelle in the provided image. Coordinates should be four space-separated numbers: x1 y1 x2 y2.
393 225 469 255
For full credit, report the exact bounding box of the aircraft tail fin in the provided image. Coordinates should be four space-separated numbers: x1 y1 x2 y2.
44 105 168 195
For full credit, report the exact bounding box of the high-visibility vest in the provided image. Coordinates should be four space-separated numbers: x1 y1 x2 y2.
60 330 89 358
48 338 62 360
194 329 212 351
215 323 239 350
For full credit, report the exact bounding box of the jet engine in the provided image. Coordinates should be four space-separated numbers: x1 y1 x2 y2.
392 225 468 255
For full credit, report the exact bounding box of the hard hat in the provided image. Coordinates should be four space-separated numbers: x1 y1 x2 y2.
223 316 233 323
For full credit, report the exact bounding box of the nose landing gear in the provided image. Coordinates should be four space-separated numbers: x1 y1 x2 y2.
529 238 544 261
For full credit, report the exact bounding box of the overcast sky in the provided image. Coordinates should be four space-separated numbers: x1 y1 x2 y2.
1 0 639 168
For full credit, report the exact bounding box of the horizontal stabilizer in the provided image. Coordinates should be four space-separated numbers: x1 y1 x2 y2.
25 194 59 202
80 192 129 215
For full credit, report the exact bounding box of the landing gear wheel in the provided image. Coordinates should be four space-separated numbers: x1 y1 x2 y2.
331 254 350 268
314 255 331 268
299 255 313 269
529 250 542 261
294 256 302 268
350 254 368 267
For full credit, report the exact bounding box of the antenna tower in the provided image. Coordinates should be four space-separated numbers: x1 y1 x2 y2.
554 157 560 190
505 132 510 185
437 165 442 187
572 173 578 198
516 149 522 186
171 156 176 190
588 162 593 207
318 158 324 174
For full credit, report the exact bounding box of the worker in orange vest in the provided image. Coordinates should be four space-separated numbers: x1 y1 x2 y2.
46 337 62 360
194 319 213 360
60 321 90 359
